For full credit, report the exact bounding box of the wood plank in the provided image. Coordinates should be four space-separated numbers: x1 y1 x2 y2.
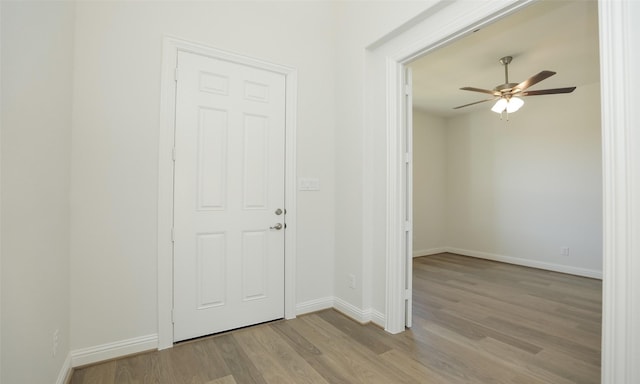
271 320 351 384
316 310 392 355
205 376 237 384
233 324 328 384
70 361 116 384
214 333 267 384
114 352 161 384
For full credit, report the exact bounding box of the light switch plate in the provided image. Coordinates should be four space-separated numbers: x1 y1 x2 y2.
298 178 320 191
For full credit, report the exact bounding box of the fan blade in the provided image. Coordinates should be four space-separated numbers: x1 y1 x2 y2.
453 97 498 110
460 86 498 96
514 70 556 92
521 87 576 96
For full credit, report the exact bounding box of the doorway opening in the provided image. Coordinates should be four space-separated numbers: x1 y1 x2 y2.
376 0 635 381
408 0 602 299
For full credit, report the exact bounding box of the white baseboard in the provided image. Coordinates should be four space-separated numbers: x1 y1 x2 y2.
413 247 447 257
67 300 382 371
370 309 385 328
445 247 603 279
70 334 158 368
296 296 334 316
333 297 372 324
297 296 381 325
56 353 72 384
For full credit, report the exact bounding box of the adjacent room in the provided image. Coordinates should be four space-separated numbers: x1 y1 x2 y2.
410 1 602 278
406 2 602 381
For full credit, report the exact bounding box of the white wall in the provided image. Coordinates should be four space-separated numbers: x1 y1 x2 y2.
1 2 74 383
363 0 485 321
444 82 602 275
412 109 446 256
67 2 433 349
332 1 436 321
69 1 338 350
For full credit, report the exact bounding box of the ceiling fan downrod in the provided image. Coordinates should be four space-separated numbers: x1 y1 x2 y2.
500 56 512 85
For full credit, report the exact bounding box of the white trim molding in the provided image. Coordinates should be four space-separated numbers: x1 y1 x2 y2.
158 36 298 349
70 334 158 368
445 247 602 279
384 56 407 334
370 309 385 328
55 353 72 384
295 297 334 316
413 247 447 258
296 297 383 327
599 1 640 383
333 297 373 324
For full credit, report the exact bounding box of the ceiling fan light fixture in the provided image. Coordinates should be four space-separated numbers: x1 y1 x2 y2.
491 98 508 113
491 96 524 114
454 56 576 113
506 96 524 113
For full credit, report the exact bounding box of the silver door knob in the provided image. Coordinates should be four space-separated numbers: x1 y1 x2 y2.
270 223 283 230
275 208 283 215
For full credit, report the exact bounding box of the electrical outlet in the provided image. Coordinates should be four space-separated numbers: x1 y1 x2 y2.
348 274 356 289
52 329 59 357
560 247 570 256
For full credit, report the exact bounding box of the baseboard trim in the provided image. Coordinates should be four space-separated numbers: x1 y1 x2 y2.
70 334 158 368
297 296 377 325
296 297 334 316
67 300 382 371
413 247 447 257
333 297 373 324
446 247 603 279
370 309 385 328
56 352 72 384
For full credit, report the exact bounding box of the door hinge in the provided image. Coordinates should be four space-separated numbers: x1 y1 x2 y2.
171 228 175 242
404 152 411 163
404 221 412 232
172 147 176 162
171 309 175 323
404 289 411 300
405 83 411 96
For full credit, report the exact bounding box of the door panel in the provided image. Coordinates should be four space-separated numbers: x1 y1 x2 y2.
173 51 286 342
196 108 227 211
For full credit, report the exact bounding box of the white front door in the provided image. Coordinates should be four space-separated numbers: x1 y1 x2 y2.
173 51 286 342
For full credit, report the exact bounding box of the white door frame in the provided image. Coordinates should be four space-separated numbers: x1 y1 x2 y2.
384 1 639 382
158 36 297 349
384 0 535 335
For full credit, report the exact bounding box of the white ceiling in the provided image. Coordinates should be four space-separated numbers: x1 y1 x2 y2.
409 0 600 118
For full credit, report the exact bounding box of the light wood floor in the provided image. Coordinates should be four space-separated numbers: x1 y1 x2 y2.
70 253 602 383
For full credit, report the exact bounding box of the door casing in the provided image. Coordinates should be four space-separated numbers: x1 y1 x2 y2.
158 36 297 349
381 0 537 336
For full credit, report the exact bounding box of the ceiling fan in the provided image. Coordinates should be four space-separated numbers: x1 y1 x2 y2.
453 56 576 113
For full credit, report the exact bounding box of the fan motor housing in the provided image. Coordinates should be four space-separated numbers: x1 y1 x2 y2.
494 82 519 93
